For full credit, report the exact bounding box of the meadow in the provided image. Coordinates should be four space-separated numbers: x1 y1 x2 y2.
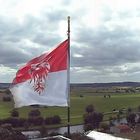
0 89 140 125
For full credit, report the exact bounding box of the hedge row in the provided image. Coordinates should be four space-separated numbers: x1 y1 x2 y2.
0 115 61 128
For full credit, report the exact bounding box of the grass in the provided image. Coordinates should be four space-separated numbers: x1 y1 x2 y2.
0 93 140 125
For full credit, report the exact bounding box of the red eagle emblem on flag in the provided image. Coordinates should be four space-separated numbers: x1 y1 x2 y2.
29 61 50 94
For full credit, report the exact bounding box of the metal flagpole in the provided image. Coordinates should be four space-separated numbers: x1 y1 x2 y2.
67 16 70 136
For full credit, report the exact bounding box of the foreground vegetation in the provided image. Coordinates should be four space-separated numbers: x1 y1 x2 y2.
0 88 140 125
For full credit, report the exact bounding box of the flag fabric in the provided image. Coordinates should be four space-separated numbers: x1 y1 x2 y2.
10 40 69 108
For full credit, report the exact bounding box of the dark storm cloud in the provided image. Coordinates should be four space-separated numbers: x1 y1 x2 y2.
0 17 36 67
32 9 69 46
71 25 140 68
0 10 68 68
0 42 31 66
32 32 61 46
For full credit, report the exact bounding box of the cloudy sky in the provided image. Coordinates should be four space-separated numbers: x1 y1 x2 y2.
0 0 140 83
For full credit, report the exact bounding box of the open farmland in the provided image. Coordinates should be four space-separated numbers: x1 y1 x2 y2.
0 85 140 125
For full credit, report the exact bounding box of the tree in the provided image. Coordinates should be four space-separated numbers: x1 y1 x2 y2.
84 111 103 129
10 109 19 117
127 113 136 128
52 115 61 124
92 112 103 129
127 107 132 114
85 104 94 114
28 109 41 118
45 115 61 125
127 113 137 132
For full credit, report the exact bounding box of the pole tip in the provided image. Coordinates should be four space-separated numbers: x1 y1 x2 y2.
68 16 70 20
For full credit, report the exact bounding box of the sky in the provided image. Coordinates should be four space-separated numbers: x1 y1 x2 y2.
0 0 140 83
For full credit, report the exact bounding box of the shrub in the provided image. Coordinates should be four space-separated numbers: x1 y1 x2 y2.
127 107 132 113
85 104 94 114
127 113 136 125
28 117 35 125
28 109 41 118
45 115 61 125
28 117 44 126
0 118 27 128
10 109 19 117
18 118 27 127
34 117 44 126
83 113 93 124
52 115 61 124
10 118 19 127
1 118 11 124
84 111 103 129
45 117 53 125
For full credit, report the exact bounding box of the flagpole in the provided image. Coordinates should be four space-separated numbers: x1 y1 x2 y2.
67 16 70 136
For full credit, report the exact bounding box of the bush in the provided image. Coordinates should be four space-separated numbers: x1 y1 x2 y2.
28 117 44 126
0 118 27 128
28 117 35 126
85 104 94 114
83 113 93 124
1 118 11 124
10 109 19 117
34 117 44 126
18 118 27 127
127 113 136 125
127 107 132 113
45 117 53 125
52 115 61 124
84 111 103 129
28 109 41 118
45 115 61 125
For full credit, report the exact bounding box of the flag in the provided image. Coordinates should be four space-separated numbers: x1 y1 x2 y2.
10 40 69 108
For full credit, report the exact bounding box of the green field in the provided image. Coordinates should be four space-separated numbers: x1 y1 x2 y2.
0 93 140 125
